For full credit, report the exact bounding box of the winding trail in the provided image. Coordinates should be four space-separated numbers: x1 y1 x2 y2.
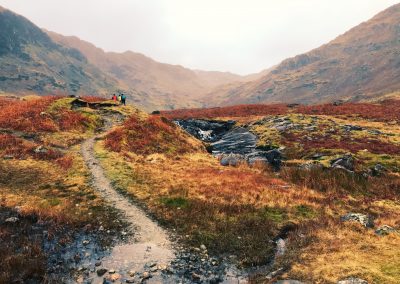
81 136 177 283
80 114 248 283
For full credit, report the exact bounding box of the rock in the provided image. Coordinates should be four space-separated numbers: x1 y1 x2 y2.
141 271 151 280
369 163 386 176
331 155 354 172
95 261 102 267
4 217 19 223
128 270 136 277
368 129 382 135
341 213 374 228
105 273 120 282
275 238 286 256
337 278 368 284
82 240 90 245
3 155 14 160
200 244 207 251
192 272 201 280
344 125 363 131
375 225 397 236
96 268 108 276
126 279 135 283
34 145 48 154
219 153 245 166
266 268 284 279
175 119 235 143
109 269 116 274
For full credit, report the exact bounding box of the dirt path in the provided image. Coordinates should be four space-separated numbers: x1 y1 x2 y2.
79 114 248 283
81 135 178 283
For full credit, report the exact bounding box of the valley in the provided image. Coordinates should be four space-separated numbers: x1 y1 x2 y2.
1 95 398 283
0 2 400 284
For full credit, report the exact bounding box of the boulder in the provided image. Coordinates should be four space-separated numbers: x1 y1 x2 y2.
34 145 48 154
375 225 397 236
369 163 386 176
344 125 363 131
219 153 245 166
340 213 374 228
4 217 19 223
246 149 282 170
331 155 354 172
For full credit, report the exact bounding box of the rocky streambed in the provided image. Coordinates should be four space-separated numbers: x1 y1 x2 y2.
175 119 282 169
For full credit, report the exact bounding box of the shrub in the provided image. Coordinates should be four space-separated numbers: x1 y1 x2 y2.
105 115 199 155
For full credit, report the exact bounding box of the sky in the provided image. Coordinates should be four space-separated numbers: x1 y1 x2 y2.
0 0 398 75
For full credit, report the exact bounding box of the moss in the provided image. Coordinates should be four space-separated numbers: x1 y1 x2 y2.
294 204 318 219
261 206 288 223
159 197 189 208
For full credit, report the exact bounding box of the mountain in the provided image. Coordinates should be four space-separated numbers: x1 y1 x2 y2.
0 6 118 97
0 6 251 111
47 31 253 110
205 3 400 106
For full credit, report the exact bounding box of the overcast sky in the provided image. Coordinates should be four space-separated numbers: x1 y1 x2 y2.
0 0 398 74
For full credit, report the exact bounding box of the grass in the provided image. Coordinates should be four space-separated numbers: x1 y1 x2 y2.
105 115 204 156
97 106 400 282
0 95 128 283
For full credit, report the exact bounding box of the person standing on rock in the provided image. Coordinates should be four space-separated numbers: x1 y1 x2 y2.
118 94 122 103
112 94 117 101
121 93 126 106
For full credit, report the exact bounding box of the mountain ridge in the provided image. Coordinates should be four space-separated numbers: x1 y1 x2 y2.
204 3 400 106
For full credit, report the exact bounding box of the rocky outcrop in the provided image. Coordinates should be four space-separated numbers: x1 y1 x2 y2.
175 119 235 143
176 119 282 169
331 155 355 172
375 225 397 236
340 213 374 228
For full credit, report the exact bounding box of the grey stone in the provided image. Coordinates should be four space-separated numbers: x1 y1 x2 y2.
375 225 397 236
331 155 354 172
341 213 374 228
219 153 245 166
4 217 19 223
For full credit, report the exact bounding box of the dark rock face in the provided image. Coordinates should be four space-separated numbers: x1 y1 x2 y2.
212 127 257 155
175 119 235 143
175 119 282 169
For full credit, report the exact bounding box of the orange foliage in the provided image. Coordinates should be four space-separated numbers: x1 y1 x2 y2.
282 132 400 155
0 97 57 132
58 110 89 131
0 134 62 160
105 115 197 155
159 104 288 119
297 100 400 122
55 155 74 170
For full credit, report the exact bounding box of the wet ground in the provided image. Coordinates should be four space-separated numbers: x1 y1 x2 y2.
79 125 248 283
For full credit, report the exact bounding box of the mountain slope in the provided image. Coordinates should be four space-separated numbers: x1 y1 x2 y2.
0 7 119 96
206 3 400 106
47 31 251 110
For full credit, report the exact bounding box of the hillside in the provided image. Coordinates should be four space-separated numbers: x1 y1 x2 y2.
0 5 254 111
47 31 252 111
205 3 400 106
0 7 119 97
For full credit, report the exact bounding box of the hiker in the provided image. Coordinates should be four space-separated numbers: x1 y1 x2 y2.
112 94 117 101
118 94 122 103
121 93 126 106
